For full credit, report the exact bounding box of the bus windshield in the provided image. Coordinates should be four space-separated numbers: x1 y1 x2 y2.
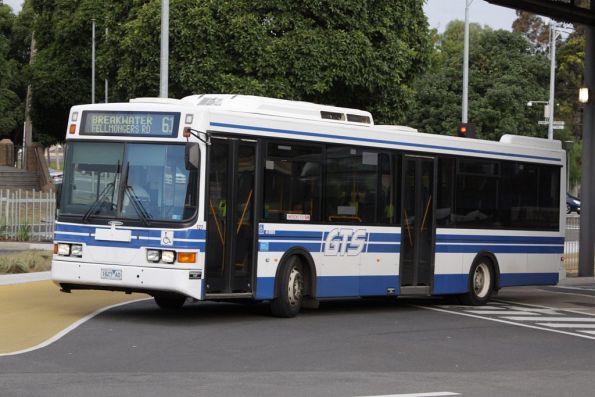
60 141 198 224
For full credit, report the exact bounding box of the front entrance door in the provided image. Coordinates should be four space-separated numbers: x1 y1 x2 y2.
205 137 256 294
400 156 436 292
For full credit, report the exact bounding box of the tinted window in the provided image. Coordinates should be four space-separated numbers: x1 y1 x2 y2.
325 146 380 223
263 143 321 222
436 157 455 227
454 159 500 228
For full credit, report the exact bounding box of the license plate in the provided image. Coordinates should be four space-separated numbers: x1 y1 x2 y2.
101 268 122 281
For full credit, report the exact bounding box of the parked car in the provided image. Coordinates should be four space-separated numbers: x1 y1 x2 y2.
567 193 581 214
49 168 63 184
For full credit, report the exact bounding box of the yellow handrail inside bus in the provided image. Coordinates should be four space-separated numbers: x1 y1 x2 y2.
421 195 432 232
209 199 225 245
236 189 253 235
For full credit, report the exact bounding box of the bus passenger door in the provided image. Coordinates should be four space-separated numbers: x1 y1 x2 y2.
399 156 436 295
205 136 257 295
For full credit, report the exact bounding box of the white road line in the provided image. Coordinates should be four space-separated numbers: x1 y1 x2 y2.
464 310 540 315
503 316 595 322
356 392 460 397
415 305 595 341
579 331 595 335
496 299 595 317
460 305 506 310
537 323 595 329
0 298 150 357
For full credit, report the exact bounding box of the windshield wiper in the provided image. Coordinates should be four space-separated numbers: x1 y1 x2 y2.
125 186 152 226
81 182 115 224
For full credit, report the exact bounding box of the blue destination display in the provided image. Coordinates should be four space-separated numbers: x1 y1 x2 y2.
81 111 180 137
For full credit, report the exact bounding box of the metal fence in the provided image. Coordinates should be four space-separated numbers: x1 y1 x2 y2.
0 189 55 241
565 216 580 275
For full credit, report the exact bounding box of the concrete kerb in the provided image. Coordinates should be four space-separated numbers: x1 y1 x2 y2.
0 242 53 285
0 271 51 286
0 241 53 251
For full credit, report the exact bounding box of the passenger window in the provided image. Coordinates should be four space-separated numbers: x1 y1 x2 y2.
325 146 379 223
263 142 321 222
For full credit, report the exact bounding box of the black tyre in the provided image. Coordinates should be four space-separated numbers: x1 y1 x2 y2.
459 257 495 306
567 204 572 214
271 256 304 318
154 293 187 310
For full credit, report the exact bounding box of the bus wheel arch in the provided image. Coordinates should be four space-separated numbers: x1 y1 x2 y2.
270 248 317 317
459 252 499 305
273 247 317 299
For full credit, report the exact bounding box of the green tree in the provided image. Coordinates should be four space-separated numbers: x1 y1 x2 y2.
406 21 550 141
26 0 432 143
0 4 22 141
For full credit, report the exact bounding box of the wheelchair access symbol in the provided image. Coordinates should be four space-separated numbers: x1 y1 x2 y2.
161 230 174 246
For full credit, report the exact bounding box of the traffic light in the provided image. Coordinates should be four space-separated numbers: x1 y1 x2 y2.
458 122 475 138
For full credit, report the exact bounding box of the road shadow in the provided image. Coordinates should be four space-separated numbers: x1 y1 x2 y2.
97 294 451 326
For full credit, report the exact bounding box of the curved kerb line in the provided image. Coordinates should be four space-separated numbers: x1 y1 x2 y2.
0 298 151 357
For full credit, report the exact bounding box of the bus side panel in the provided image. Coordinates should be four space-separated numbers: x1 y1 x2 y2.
255 223 401 300
433 230 562 294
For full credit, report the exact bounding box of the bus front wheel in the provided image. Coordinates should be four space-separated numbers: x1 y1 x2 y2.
459 258 495 306
271 256 304 318
154 293 187 310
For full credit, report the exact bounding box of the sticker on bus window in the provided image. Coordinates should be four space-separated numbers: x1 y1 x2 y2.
286 213 310 221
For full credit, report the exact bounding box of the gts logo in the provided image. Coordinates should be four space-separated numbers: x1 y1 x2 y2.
323 229 367 256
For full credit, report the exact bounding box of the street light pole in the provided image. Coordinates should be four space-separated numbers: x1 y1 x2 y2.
159 0 169 98
462 0 473 123
91 18 95 104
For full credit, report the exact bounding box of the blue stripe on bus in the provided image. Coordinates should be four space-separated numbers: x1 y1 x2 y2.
256 273 558 300
432 274 468 294
255 275 400 299
436 235 564 245
500 272 558 287
210 122 561 162
259 230 323 239
435 245 564 254
55 223 205 239
53 234 205 250
368 233 401 242
366 243 400 253
260 242 323 252
258 242 399 253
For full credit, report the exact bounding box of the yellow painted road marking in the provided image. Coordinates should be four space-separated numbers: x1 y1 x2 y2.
0 280 144 354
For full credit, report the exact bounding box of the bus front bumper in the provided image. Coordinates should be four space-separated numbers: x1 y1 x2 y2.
51 260 204 300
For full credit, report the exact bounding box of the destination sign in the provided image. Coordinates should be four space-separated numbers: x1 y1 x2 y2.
80 111 180 137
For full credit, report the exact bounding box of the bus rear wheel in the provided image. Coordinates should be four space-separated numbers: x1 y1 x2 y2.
271 256 304 318
154 293 187 310
459 258 495 306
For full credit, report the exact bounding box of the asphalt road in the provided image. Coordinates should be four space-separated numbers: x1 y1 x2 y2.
2 283 595 397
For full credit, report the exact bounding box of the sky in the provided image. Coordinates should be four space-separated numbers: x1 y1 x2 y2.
4 0 518 32
424 0 518 32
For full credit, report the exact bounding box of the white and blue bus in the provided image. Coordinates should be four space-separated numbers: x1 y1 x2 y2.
52 95 565 317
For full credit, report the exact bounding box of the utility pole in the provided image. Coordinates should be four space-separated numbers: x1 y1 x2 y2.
547 24 561 140
159 0 169 98
23 32 36 169
462 0 473 123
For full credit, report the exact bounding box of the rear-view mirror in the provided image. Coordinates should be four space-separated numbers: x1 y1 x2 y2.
185 142 200 170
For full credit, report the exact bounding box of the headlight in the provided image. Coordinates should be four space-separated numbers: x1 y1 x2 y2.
70 244 83 257
57 243 70 256
161 250 176 264
146 249 161 263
